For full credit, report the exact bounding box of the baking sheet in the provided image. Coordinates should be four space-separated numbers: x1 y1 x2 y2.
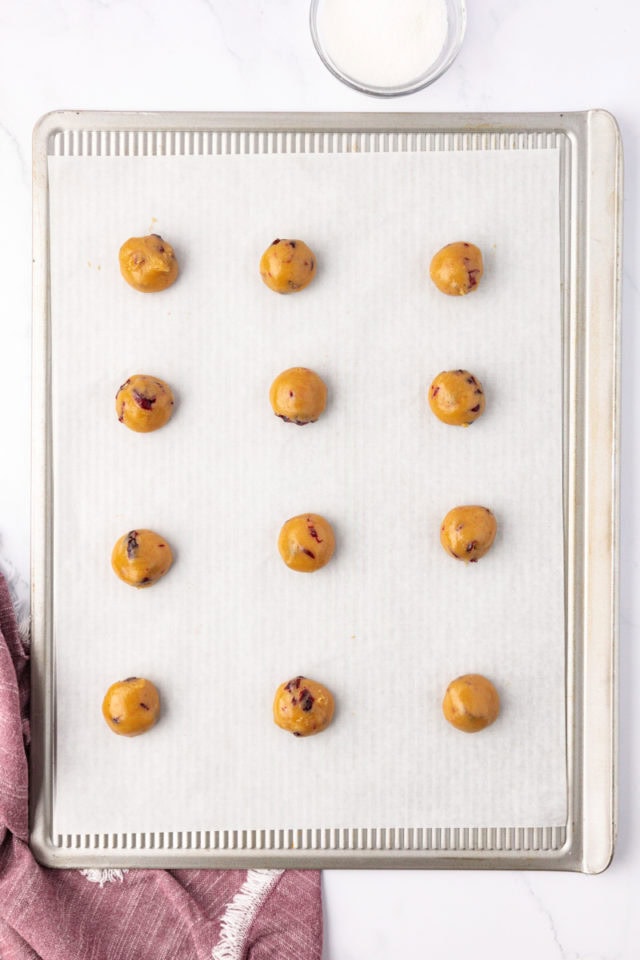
46 145 566 836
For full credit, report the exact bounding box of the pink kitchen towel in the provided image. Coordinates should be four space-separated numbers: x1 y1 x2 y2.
0 571 323 960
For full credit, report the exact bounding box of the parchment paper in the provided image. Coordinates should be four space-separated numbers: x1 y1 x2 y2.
48 145 566 833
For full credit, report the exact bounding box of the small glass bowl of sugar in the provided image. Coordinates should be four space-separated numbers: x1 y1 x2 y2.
310 0 466 98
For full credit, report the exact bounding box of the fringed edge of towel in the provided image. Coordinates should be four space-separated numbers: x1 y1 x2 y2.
211 869 284 960
0 556 30 646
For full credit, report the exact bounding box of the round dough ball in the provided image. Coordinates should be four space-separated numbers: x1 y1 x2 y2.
119 234 179 292
260 239 317 293
440 505 497 563
277 514 335 572
116 374 175 433
429 369 485 426
273 676 335 737
269 367 327 425
430 241 483 296
111 529 173 587
442 674 500 733
102 677 161 736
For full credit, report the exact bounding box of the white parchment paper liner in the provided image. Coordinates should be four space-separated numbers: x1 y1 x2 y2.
47 147 566 833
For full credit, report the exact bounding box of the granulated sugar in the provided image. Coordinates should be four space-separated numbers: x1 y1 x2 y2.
315 0 449 89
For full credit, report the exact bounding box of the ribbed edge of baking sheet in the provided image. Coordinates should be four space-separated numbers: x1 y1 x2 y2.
53 824 567 854
31 112 620 870
50 127 562 156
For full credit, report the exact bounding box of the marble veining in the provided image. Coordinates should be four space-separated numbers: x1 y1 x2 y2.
0 120 28 183
520 877 568 960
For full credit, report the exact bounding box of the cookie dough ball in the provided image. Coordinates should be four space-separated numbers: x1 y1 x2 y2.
111 529 173 587
278 514 335 572
270 367 327 425
119 234 179 292
116 374 175 433
429 369 485 426
260 239 317 293
102 677 161 736
442 674 500 733
440 505 497 563
430 242 483 296
273 676 335 737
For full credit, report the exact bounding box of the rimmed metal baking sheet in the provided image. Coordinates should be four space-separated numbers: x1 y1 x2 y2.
30 111 620 871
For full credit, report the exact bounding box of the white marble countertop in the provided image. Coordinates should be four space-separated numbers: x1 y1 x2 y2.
0 1 637 956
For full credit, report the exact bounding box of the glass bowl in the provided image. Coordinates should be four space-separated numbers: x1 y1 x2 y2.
310 0 466 98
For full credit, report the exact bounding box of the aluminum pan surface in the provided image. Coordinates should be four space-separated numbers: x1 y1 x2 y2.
29 111 620 871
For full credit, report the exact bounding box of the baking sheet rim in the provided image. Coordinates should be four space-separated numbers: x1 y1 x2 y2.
28 109 620 872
